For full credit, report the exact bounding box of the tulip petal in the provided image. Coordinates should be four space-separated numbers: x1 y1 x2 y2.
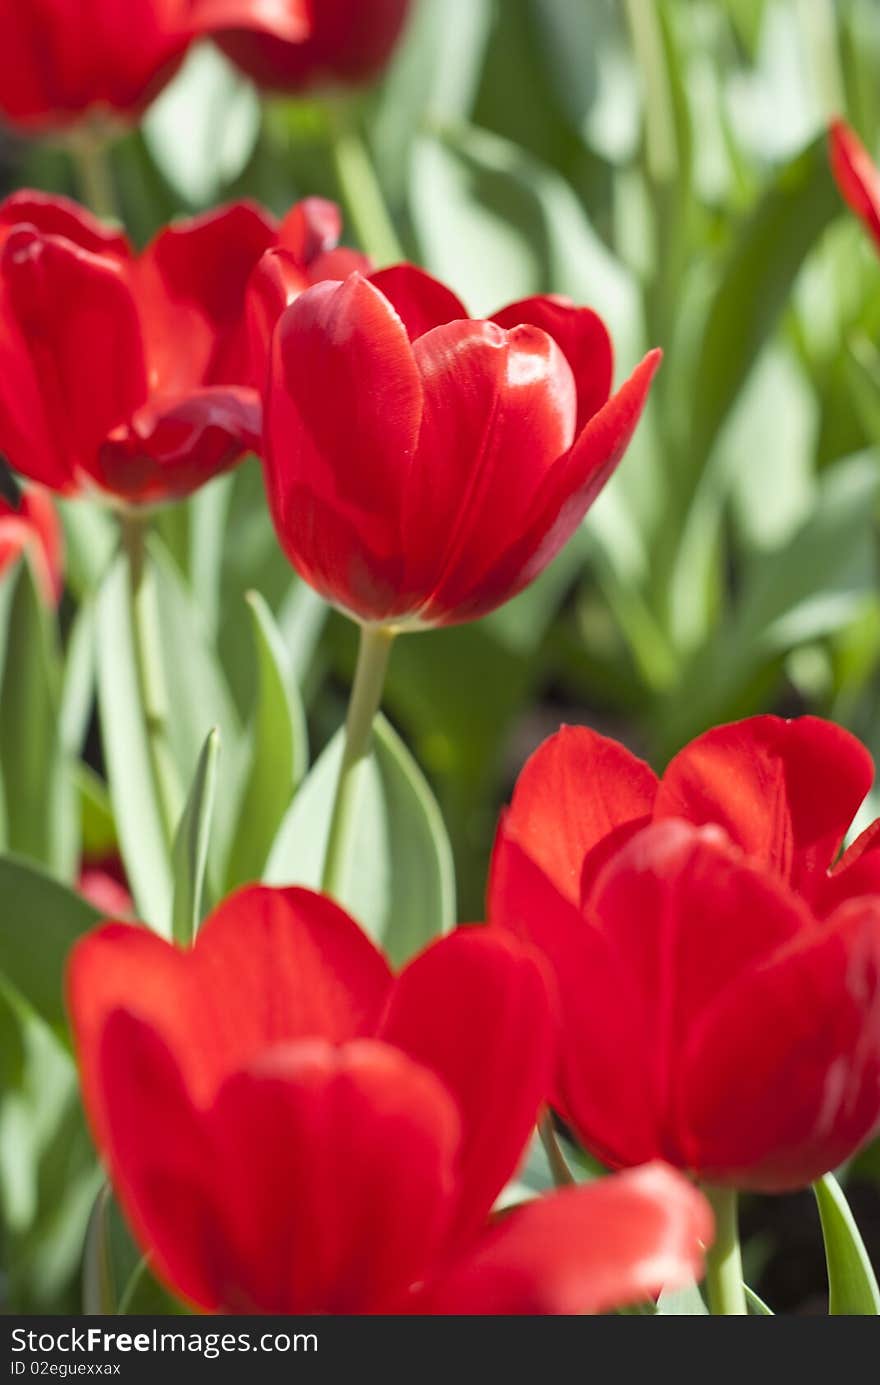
137 200 278 392
278 196 343 262
380 927 555 1244
0 227 146 492
655 715 874 894
368 265 467 341
205 1039 460 1312
95 385 261 503
829 120 880 252
420 1162 712 1315
265 274 424 618
0 190 131 259
68 885 394 1119
496 724 657 904
407 319 577 619
0 486 63 605
492 295 613 431
421 348 659 624
190 1 312 42
681 898 880 1190
816 819 880 917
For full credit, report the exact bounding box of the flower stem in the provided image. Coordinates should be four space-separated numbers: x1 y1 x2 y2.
327 104 404 267
538 1112 574 1187
119 513 183 847
320 623 395 899
703 1186 748 1315
70 136 119 222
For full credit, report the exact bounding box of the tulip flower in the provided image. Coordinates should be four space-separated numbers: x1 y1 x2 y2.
78 855 135 919
0 484 63 605
262 266 659 629
489 714 880 918
830 119 880 253
68 885 711 1314
0 1 310 133
491 781 880 1194
0 191 353 506
215 0 412 94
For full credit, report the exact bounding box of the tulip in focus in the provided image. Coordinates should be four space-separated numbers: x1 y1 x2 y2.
68 885 711 1314
216 0 411 94
0 1 310 134
0 484 64 605
830 119 880 253
0 192 353 505
260 264 660 628
490 718 880 1192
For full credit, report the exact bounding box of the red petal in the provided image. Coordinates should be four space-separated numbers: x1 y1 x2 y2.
95 385 261 503
407 319 577 622
204 1039 460 1312
265 273 424 620
380 927 555 1244
655 715 874 895
67 885 394 1121
497 724 658 905
368 264 467 341
0 485 64 605
420 348 659 625
0 227 146 493
682 898 880 1190
830 120 880 253
191 1 311 42
816 819 880 916
492 295 613 432
136 200 278 393
0 190 131 259
278 197 343 263
421 1162 712 1315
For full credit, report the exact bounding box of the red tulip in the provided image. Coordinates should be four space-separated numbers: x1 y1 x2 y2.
0 192 351 505
491 727 880 1192
0 1 309 133
67 885 711 1314
0 484 64 605
490 714 880 916
830 119 880 253
260 264 660 627
78 855 135 919
215 0 411 94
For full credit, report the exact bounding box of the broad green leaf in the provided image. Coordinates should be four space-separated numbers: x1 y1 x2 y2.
60 599 96 757
171 729 220 946
814 1172 880 1315
225 594 308 891
96 551 174 930
745 1285 774 1315
76 765 118 863
657 1281 708 1314
0 980 25 1089
265 715 455 965
82 1185 115 1315
0 854 101 1039
57 498 115 599
142 44 260 206
0 559 75 878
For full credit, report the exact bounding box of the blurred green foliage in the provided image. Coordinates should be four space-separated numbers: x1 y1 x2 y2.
1 0 880 1315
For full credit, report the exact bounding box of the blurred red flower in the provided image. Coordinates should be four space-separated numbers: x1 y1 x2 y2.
67 885 711 1314
830 119 880 253
0 192 351 505
259 264 659 627
0 484 64 605
0 1 309 133
215 0 411 94
490 718 880 1192
78 854 135 919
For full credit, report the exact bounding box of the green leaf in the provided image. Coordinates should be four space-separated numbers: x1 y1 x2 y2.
265 715 455 966
0 980 25 1088
656 1281 708 1314
0 559 75 878
0 853 101 1039
82 1185 115 1315
96 551 173 930
225 594 308 891
171 728 220 946
814 1172 880 1314
745 1285 774 1315
60 600 97 758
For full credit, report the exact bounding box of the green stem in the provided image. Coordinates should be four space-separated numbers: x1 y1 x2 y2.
327 106 404 267
120 514 183 847
538 1112 574 1188
703 1186 747 1315
70 136 119 221
623 0 678 186
320 624 395 899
